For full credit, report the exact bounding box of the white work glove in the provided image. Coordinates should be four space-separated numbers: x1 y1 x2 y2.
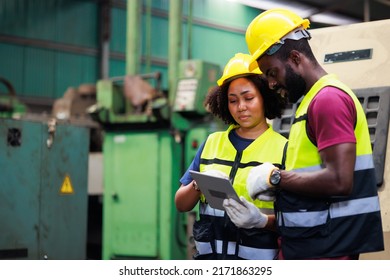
247 162 278 201
202 169 229 179
223 196 268 229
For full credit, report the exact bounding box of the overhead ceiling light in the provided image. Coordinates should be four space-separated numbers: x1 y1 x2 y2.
310 12 360 25
227 0 360 25
228 0 312 14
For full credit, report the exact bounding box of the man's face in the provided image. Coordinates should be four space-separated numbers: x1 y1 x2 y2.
284 63 306 103
258 55 306 103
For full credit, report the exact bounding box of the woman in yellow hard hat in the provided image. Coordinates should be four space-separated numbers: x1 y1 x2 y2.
175 53 287 260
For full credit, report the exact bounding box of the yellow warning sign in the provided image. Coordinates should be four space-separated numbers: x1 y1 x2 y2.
60 174 74 194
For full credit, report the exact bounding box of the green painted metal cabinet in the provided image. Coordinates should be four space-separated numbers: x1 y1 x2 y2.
0 118 89 259
102 129 187 260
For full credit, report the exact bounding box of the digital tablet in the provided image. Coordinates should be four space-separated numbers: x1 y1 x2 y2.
189 170 243 210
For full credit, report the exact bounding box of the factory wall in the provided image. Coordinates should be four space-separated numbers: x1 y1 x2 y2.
0 0 257 102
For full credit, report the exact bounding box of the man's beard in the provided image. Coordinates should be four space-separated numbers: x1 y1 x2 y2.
284 64 307 103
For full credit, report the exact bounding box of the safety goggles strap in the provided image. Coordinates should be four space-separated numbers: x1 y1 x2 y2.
282 28 311 41
265 28 311 56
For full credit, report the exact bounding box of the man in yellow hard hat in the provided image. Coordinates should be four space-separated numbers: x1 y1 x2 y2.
223 8 384 260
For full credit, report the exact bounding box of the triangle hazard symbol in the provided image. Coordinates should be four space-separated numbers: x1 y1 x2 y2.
60 175 74 194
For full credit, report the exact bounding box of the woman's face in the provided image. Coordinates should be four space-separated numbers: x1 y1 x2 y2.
227 77 266 130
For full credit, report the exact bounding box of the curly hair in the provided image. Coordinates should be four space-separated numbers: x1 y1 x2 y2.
204 74 287 125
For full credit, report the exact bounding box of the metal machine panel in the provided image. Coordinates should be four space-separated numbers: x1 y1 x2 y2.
309 19 390 89
0 118 89 259
171 60 221 132
103 132 160 258
355 87 390 187
185 127 210 168
39 122 90 259
173 60 221 115
0 120 41 259
102 129 187 260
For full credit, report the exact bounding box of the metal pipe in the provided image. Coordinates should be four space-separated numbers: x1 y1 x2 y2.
364 0 371 22
100 0 111 79
186 0 193 59
126 0 141 75
168 0 182 105
145 0 152 73
0 34 98 56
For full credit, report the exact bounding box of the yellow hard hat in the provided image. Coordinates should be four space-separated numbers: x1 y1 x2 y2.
217 53 262 86
246 8 310 70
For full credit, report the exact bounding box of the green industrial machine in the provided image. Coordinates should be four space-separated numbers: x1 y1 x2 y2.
92 60 222 259
0 77 27 119
89 72 169 125
0 118 90 259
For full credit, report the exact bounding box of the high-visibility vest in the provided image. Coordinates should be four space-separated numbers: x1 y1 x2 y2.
194 124 287 260
276 74 384 259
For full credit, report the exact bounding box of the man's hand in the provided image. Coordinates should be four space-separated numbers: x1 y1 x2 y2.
223 196 268 229
247 162 278 201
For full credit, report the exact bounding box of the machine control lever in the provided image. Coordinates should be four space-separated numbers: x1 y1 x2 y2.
46 118 57 148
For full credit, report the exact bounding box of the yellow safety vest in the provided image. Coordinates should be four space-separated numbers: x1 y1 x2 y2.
200 124 287 209
277 74 384 259
193 124 287 260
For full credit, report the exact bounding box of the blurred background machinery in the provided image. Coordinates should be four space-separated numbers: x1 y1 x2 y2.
89 60 222 260
0 77 27 119
0 110 90 260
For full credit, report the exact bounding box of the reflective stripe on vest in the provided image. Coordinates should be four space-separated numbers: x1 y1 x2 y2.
195 240 278 260
199 203 225 217
278 196 380 227
200 201 274 216
291 153 375 173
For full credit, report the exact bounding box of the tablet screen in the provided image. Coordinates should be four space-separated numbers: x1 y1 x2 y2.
189 170 242 210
